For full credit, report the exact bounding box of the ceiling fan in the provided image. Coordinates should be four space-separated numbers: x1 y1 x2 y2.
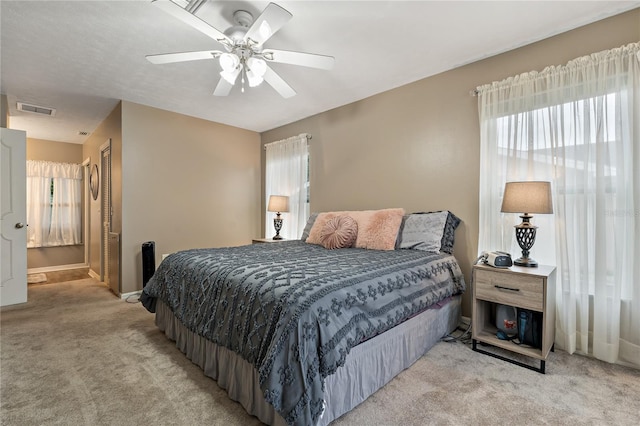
146 0 335 98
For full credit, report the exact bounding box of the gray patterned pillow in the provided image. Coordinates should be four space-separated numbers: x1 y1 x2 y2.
300 213 318 241
396 211 461 254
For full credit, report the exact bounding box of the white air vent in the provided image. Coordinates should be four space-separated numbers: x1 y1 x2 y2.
17 102 56 117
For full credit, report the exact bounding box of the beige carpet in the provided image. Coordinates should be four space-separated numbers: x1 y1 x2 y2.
1 279 638 426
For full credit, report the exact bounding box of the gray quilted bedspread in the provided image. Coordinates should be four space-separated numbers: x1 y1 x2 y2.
141 240 465 426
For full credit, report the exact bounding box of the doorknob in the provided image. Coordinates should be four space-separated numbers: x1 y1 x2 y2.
15 222 25 229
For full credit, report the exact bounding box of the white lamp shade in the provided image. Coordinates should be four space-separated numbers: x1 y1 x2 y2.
501 181 553 214
267 195 289 213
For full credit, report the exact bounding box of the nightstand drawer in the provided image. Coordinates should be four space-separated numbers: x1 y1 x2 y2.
475 269 543 311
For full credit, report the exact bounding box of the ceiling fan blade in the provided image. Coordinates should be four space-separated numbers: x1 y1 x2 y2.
213 78 233 96
152 0 232 46
263 65 296 98
261 49 335 70
213 67 241 96
243 3 292 46
146 50 222 64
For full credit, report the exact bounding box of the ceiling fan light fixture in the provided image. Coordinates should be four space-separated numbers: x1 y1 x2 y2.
247 57 267 77
220 67 240 84
219 53 240 72
246 70 264 87
148 1 333 98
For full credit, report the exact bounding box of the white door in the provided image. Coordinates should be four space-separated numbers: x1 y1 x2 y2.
1 128 27 306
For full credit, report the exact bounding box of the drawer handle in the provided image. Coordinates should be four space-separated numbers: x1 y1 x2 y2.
494 285 520 292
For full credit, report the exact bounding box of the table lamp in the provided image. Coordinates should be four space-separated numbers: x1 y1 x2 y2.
500 181 553 267
267 195 290 240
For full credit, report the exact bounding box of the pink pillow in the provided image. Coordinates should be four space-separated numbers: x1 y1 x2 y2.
306 208 405 250
351 208 404 250
320 215 358 249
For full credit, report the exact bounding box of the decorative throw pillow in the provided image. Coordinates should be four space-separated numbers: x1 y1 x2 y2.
351 208 405 250
440 211 462 253
306 212 340 245
395 210 461 254
306 208 405 251
319 215 358 249
300 213 318 241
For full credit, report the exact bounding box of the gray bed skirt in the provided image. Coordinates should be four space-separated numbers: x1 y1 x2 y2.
156 295 461 426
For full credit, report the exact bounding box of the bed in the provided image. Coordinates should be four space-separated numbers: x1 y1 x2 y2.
141 209 466 426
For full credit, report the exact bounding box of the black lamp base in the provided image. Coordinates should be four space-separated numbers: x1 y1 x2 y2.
514 214 539 268
514 257 538 267
272 214 283 240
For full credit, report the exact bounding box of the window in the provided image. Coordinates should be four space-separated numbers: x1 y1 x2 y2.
477 42 639 366
264 134 310 239
493 93 622 296
26 160 83 248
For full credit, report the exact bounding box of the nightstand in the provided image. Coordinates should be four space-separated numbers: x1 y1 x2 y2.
252 238 288 244
472 263 556 373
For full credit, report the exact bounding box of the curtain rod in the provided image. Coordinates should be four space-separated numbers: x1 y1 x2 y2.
263 133 312 150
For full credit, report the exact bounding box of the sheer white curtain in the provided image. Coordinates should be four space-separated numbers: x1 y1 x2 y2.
477 42 639 368
26 160 83 247
265 134 309 239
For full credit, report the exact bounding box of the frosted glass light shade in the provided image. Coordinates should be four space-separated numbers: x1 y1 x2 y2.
247 57 267 77
246 72 263 87
220 69 239 84
219 53 240 72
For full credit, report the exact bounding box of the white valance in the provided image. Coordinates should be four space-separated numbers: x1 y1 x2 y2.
476 42 639 98
27 160 83 180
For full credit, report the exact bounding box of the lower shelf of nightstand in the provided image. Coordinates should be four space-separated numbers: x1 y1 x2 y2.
474 328 547 360
472 326 553 374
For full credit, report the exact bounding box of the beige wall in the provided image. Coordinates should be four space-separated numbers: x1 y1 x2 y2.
120 101 261 294
261 9 640 317
82 103 123 280
26 138 85 269
27 138 83 162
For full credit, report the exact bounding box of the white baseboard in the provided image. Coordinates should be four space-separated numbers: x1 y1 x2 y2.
28 263 88 274
88 269 100 280
460 316 471 327
121 290 141 300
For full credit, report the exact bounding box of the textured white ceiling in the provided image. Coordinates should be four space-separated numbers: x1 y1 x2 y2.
1 0 638 144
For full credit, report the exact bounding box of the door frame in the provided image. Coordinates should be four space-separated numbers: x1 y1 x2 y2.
82 157 91 267
99 139 111 283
